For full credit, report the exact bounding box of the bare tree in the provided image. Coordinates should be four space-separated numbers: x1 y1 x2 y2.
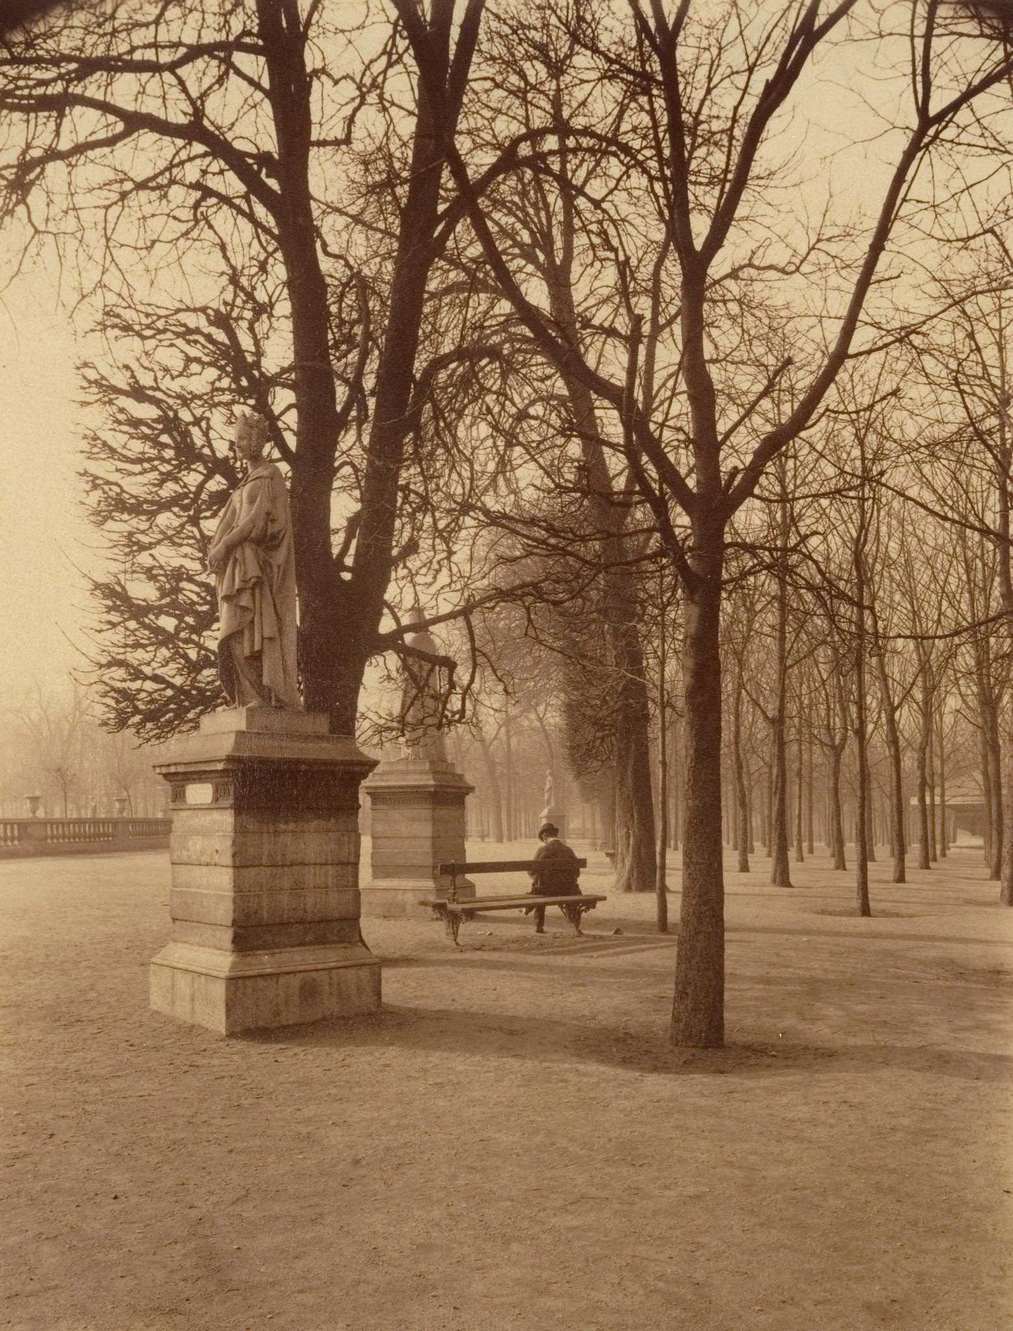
0 0 494 738
397 0 1013 1042
0 0 96 34
438 12 665 891
904 241 1013 899
18 683 92 817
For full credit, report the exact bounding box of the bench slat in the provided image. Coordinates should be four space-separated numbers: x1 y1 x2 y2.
437 859 587 875
456 894 599 906
421 894 606 913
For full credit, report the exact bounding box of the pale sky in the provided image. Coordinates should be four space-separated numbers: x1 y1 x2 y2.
0 266 92 705
0 7 995 710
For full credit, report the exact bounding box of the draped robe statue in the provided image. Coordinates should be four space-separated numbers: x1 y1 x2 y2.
399 607 449 762
208 413 300 710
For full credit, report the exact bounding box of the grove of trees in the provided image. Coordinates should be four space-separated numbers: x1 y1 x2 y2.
0 684 165 818
1 0 1010 1046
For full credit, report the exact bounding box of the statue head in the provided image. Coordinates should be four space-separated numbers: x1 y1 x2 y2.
234 410 270 462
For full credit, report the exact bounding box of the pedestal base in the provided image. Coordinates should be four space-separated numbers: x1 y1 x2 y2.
360 879 475 919
363 754 474 920
150 706 380 1035
150 941 380 1035
539 804 567 839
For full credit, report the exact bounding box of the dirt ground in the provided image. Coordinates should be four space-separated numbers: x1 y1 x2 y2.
1 839 1011 1331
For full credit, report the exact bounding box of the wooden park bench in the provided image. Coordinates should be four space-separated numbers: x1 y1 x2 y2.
422 858 606 945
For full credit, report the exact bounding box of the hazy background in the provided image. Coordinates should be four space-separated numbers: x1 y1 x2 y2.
0 265 90 703
0 18 913 716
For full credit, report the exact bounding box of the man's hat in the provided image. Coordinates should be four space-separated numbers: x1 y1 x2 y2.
538 822 559 838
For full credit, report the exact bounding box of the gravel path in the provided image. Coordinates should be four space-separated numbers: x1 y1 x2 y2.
2 842 1011 1330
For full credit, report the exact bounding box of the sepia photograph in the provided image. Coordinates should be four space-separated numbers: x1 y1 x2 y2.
1 1 1011 1327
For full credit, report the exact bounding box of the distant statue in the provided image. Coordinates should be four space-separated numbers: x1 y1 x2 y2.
207 411 300 709
399 606 449 762
539 766 565 839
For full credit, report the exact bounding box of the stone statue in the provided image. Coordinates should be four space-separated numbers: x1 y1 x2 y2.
540 767 565 838
208 411 300 709
399 606 449 762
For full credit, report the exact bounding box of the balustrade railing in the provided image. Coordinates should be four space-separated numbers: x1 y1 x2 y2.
0 817 170 855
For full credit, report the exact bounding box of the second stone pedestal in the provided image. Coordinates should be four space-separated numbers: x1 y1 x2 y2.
149 707 381 1035
361 756 474 918
539 804 567 840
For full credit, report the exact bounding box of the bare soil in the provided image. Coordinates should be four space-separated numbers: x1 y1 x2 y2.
1 841 1011 1331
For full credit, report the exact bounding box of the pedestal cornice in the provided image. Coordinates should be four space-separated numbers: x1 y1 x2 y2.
149 706 381 1034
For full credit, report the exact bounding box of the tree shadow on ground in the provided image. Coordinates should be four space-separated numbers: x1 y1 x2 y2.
378 952 1013 999
725 884 998 907
384 929 677 958
399 914 1013 951
241 1003 1013 1084
727 921 1013 947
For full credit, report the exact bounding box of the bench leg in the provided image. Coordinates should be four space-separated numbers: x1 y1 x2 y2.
432 906 461 946
561 902 584 936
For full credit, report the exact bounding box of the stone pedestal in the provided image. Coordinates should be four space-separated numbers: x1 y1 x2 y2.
361 756 474 918
149 707 381 1035
540 804 567 840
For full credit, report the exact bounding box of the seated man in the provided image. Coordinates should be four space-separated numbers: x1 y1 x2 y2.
527 822 580 933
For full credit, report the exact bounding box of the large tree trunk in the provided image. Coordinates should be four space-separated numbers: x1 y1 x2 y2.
927 708 938 862
613 619 658 892
342 2 482 731
995 421 1012 904
655 579 670 932
599 782 616 854
999 528 1013 902
475 730 505 843
936 701 948 859
503 706 515 841
770 501 792 886
257 0 346 724
671 526 725 1048
872 639 906 882
669 714 681 851
829 747 847 870
559 413 656 887
257 0 486 734
913 660 933 871
989 733 1003 879
854 681 872 916
982 687 1004 880
1002 744 1013 906
854 544 872 917
763 761 773 855
806 726 815 855
981 727 995 870
915 700 932 870
732 678 750 873
794 722 805 864
543 160 657 892
770 716 792 882
965 530 1003 877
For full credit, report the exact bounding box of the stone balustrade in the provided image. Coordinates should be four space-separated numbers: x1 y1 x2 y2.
0 817 170 857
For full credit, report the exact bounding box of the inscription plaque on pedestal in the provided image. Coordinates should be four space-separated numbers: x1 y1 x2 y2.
362 756 474 918
150 707 381 1034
